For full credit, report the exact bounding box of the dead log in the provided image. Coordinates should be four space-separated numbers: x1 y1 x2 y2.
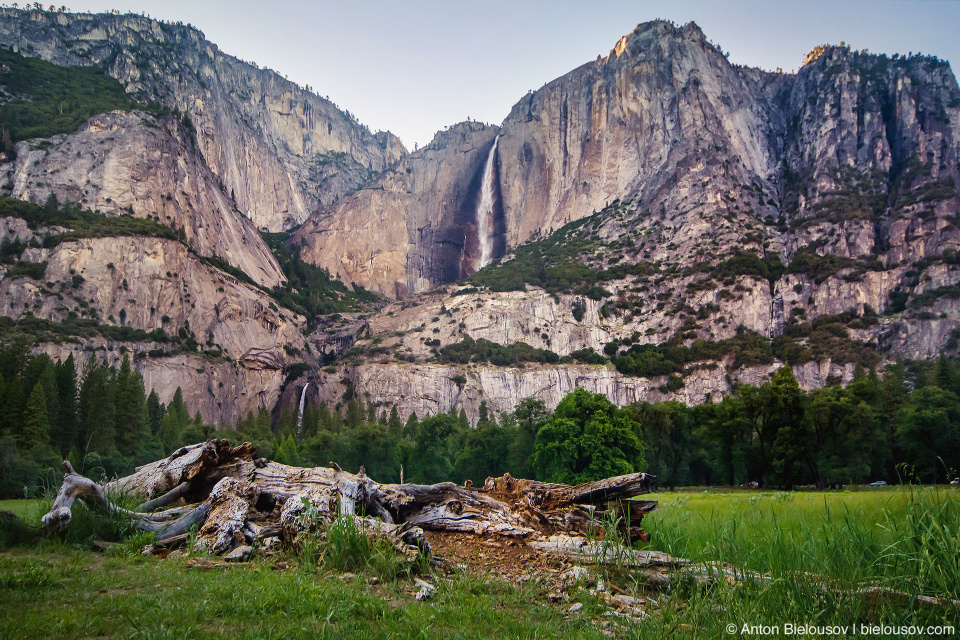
136 482 191 512
40 441 658 566
40 460 212 539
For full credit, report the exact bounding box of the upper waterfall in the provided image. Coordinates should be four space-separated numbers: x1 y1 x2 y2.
296 383 309 438
476 135 500 270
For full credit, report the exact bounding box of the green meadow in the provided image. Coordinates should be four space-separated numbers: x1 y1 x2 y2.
1 487 957 639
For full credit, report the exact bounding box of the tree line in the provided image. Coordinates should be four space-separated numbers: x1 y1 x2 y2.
0 342 221 497
1 340 958 497
272 360 958 489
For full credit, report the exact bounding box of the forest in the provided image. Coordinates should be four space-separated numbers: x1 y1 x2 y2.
1 338 958 498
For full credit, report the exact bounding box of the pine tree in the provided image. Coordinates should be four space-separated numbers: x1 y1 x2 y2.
159 387 190 452
345 398 363 428
387 406 403 436
316 402 332 432
0 371 24 437
405 412 419 432
54 355 78 454
21 353 53 409
22 381 50 450
249 405 273 442
114 356 149 458
236 410 254 435
146 390 165 436
934 352 956 393
478 401 490 425
38 366 59 451
79 359 116 455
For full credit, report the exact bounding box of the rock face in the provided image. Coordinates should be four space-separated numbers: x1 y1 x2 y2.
0 8 406 231
1 110 284 288
497 22 778 248
298 23 960 419
292 122 500 297
0 7 407 425
309 358 857 426
4 11 960 425
295 21 960 297
1 235 305 421
303 285 860 424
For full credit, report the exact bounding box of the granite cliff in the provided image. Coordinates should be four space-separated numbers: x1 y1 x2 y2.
3 11 960 427
0 7 406 231
292 122 500 297
294 21 960 422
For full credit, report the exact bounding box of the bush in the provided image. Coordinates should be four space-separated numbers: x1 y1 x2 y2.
613 327 773 377
5 261 46 280
470 202 654 296
787 250 854 283
438 336 559 366
262 230 381 324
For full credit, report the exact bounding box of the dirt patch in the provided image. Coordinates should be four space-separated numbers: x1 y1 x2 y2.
427 531 573 585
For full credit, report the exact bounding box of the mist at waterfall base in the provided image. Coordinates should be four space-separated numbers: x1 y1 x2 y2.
476 135 500 271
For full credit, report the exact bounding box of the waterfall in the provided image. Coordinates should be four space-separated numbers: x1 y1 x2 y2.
296 383 309 438
476 134 500 270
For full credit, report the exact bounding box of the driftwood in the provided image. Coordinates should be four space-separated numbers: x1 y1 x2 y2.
40 440 658 563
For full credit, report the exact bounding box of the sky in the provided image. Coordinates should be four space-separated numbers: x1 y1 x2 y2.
66 0 960 150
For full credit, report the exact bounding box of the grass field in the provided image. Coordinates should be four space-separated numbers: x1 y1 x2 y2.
0 500 39 518
0 488 957 639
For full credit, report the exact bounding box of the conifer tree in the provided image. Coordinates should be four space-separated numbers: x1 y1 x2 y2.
54 355 78 454
22 381 50 450
159 387 190 453
114 356 149 458
252 405 273 441
146 390 165 436
0 375 24 437
316 402 332 432
38 365 59 450
79 359 116 455
387 406 403 436
345 397 363 428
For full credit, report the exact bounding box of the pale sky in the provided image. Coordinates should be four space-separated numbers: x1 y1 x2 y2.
66 0 960 150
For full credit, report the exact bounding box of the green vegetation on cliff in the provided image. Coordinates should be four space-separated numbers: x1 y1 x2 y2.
437 335 560 366
0 47 167 153
0 194 178 242
264 230 381 323
610 327 773 378
470 202 652 297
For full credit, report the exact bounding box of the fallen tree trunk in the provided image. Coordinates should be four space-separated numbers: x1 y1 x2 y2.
40 440 658 561
41 460 211 539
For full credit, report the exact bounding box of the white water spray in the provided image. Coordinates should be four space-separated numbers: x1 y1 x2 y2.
476 135 500 270
296 383 309 438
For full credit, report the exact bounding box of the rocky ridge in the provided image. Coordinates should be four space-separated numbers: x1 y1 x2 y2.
292 22 960 422
0 7 407 231
0 234 305 421
1 110 285 288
